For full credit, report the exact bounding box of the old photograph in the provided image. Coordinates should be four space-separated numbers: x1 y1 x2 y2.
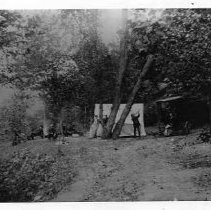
0 6 211 203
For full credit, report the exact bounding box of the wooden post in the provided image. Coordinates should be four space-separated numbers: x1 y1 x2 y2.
156 102 163 135
43 101 50 137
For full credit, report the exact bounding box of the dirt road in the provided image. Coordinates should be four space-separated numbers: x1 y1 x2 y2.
53 134 211 201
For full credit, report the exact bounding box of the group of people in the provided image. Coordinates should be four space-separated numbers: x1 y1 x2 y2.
27 123 76 141
89 115 108 138
27 125 44 140
46 124 78 140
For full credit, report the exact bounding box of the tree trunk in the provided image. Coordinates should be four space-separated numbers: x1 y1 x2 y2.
99 102 103 122
209 91 211 133
58 107 65 141
156 102 163 135
43 101 51 137
102 9 128 138
112 55 154 139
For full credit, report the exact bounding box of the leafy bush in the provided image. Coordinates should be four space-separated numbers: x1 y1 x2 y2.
197 128 211 143
0 92 30 145
0 150 76 202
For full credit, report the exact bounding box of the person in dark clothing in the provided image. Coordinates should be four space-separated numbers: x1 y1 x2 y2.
103 115 108 126
27 125 44 140
131 112 141 137
12 130 22 145
47 124 58 140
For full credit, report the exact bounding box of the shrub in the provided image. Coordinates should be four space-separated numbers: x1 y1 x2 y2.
0 150 76 202
197 128 211 143
0 92 30 145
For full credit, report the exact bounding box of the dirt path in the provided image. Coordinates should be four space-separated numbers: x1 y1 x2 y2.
53 135 211 201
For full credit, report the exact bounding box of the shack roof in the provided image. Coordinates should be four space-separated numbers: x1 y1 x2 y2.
156 96 183 103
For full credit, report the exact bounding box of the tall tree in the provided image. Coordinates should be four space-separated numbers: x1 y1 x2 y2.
2 10 116 133
112 54 154 139
0 10 22 84
103 9 167 139
102 9 128 138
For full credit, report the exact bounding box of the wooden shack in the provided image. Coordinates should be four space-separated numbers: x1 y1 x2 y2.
156 96 209 134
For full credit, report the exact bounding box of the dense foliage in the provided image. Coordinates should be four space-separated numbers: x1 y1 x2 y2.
0 8 211 133
0 92 30 144
122 9 211 99
197 128 211 143
0 150 76 202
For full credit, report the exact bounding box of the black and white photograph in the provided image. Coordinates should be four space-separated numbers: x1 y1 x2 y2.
0 0 211 206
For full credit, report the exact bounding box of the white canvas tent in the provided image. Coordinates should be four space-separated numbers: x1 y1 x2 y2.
94 103 146 137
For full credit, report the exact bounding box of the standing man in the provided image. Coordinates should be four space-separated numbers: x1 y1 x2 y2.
131 112 141 137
